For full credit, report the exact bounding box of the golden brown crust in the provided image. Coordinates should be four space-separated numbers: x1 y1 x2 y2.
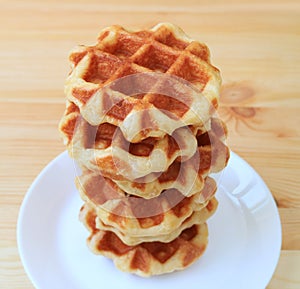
80 203 209 277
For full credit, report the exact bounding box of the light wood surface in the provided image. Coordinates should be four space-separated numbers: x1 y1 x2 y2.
0 0 299 288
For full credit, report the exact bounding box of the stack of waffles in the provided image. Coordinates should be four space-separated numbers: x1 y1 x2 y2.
59 23 229 277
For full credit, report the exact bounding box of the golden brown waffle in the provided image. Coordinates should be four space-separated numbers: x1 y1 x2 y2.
79 203 209 277
59 101 229 192
59 101 202 180
64 23 221 142
76 170 217 237
95 198 218 245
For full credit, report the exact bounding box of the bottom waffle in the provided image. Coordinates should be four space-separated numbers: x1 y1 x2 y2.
80 204 209 277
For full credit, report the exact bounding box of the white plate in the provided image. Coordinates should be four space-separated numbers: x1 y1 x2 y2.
17 151 281 289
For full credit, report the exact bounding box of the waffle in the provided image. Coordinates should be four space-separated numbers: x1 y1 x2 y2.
59 101 202 180
80 203 209 277
113 117 229 197
64 23 221 142
60 101 229 192
76 170 217 237
95 198 218 245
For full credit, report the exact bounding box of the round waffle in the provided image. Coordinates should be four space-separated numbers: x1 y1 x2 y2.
79 203 209 277
59 102 229 190
64 23 221 142
59 101 202 180
76 170 217 237
95 198 218 245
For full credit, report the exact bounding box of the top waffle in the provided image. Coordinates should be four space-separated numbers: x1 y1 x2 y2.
65 23 221 142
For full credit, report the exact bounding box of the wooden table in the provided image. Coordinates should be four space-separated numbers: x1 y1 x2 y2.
0 0 299 288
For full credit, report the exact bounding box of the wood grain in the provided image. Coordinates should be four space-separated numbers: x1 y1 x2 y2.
0 0 299 288
267 251 300 289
